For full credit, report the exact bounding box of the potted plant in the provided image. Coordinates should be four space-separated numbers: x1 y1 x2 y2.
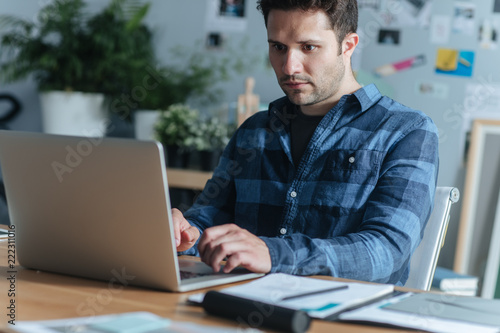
0 0 154 136
154 103 200 168
194 117 235 171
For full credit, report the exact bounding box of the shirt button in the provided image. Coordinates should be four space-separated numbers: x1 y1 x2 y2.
349 156 355 163
280 228 287 235
290 191 297 198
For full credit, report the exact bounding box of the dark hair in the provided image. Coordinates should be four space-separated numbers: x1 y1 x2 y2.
257 0 358 47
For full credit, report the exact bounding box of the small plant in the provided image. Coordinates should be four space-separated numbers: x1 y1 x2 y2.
154 103 235 153
154 103 200 151
194 117 234 152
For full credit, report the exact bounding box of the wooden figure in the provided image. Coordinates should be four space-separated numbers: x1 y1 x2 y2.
237 77 260 126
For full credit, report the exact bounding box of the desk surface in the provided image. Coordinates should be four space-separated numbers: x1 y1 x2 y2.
0 232 411 332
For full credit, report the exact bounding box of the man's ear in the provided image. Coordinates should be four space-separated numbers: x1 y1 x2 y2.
342 33 359 58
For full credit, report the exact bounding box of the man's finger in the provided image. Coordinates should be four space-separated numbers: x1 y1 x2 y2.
171 208 184 246
198 223 237 254
181 227 199 244
176 227 199 252
222 252 244 273
199 225 244 266
202 238 249 272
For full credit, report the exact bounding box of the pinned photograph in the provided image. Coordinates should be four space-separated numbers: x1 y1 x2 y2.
479 19 498 50
396 0 433 27
378 29 400 45
219 0 245 18
414 81 449 100
402 0 428 16
206 32 223 49
205 0 247 32
453 2 476 35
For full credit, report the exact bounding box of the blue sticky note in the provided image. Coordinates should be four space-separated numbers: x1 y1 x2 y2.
90 313 170 333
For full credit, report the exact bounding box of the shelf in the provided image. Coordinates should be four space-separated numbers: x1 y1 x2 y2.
166 168 212 190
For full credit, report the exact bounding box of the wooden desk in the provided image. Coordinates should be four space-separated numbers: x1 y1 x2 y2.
0 233 410 332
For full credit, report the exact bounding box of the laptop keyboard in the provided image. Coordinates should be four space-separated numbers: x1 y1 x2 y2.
179 270 215 280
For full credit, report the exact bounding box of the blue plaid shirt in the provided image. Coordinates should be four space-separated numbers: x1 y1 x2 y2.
183 84 439 286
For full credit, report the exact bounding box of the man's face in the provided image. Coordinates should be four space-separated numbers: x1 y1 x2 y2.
267 9 347 114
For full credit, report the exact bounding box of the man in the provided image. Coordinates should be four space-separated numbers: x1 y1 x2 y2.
172 0 438 286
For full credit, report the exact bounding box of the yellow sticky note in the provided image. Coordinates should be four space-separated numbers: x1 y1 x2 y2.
436 49 458 71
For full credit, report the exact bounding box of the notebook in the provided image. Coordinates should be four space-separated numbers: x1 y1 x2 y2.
0 130 262 292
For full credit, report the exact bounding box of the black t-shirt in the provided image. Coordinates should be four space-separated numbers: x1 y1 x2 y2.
290 105 324 167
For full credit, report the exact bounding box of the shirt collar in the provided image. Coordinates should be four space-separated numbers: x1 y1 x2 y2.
352 84 383 113
268 96 290 117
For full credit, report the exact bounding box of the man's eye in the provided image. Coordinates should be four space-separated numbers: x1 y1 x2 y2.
303 45 317 51
273 44 286 52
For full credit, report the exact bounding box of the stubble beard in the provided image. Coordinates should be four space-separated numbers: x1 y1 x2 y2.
280 55 345 107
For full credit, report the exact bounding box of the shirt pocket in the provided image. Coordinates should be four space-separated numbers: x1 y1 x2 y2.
309 149 382 215
321 149 381 185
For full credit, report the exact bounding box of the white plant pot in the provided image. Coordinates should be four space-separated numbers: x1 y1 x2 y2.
134 110 161 141
40 91 107 137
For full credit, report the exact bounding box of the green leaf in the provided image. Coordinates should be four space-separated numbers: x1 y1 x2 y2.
126 3 150 31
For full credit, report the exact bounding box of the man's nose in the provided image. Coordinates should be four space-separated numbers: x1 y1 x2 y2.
282 50 303 76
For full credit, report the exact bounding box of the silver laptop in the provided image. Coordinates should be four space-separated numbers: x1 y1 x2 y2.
0 130 261 292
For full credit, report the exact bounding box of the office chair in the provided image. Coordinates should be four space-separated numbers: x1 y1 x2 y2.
404 187 460 290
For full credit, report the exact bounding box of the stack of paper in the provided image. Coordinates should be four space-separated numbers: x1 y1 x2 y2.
338 292 500 333
431 266 479 296
189 273 394 319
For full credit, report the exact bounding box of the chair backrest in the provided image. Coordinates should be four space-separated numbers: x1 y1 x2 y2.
404 187 460 290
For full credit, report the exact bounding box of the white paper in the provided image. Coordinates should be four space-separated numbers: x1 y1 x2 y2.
189 273 394 319
339 293 499 333
430 15 451 44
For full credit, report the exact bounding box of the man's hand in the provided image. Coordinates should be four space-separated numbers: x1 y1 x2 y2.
171 208 200 252
197 224 272 274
